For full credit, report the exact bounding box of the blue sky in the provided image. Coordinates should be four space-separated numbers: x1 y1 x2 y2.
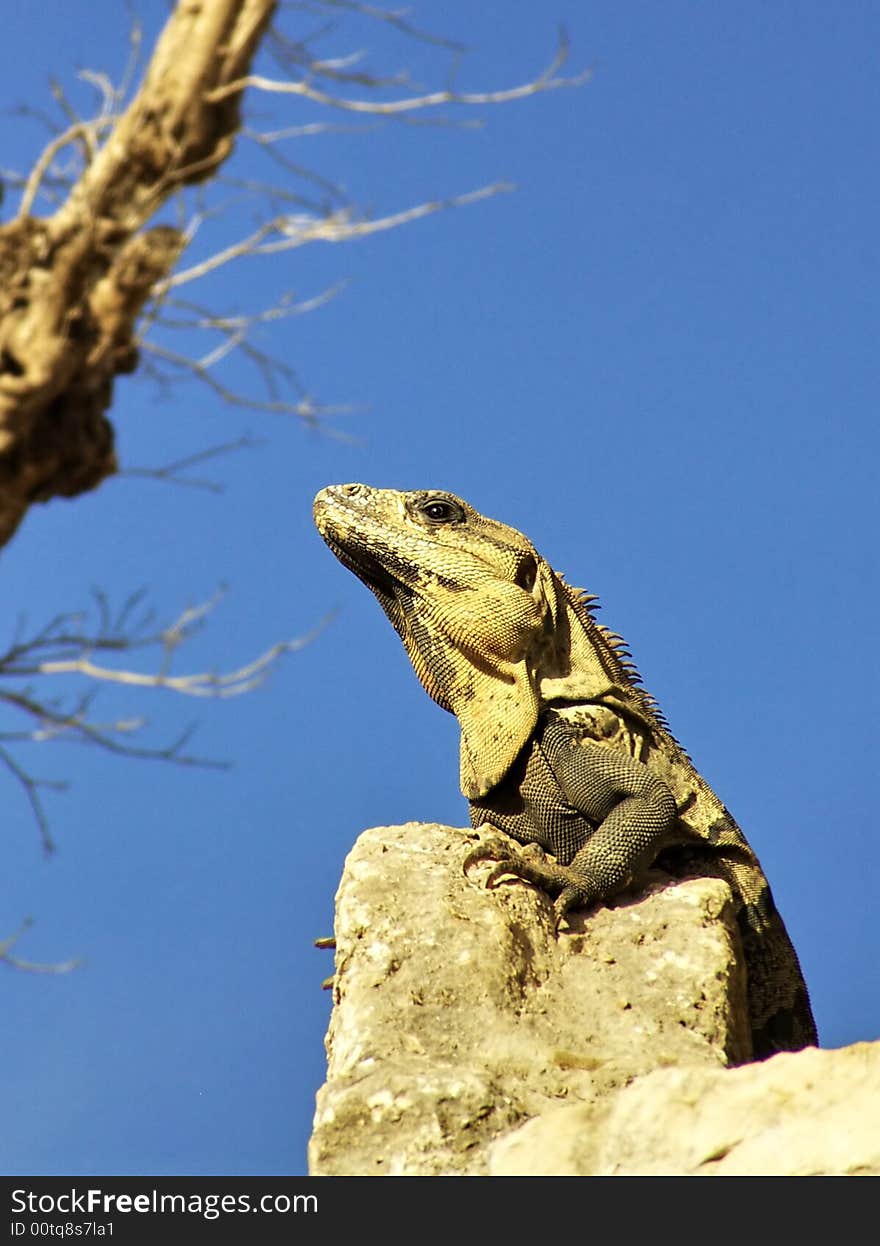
0 2 877 1176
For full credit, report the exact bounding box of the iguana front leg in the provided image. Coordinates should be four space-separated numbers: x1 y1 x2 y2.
466 734 678 925
464 836 599 924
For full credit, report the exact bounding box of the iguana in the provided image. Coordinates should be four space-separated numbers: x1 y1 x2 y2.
313 482 817 1060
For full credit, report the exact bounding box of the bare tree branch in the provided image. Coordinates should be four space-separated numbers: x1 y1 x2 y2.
0 919 81 975
0 589 333 850
120 435 265 494
0 0 279 548
0 2 587 549
0 744 65 855
138 339 359 430
33 628 321 697
16 118 118 218
159 182 512 292
296 0 466 53
207 29 589 112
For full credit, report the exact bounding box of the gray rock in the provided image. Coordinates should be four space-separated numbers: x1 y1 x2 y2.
491 1043 880 1176
309 822 750 1175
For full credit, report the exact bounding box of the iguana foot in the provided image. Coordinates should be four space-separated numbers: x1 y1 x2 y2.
463 838 598 930
462 836 544 876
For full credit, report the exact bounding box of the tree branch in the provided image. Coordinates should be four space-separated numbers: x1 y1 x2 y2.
0 590 332 849
207 30 589 112
158 182 512 292
0 919 81 974
120 435 265 494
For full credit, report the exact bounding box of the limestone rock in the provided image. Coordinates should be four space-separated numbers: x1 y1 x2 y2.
490 1043 880 1176
309 822 750 1176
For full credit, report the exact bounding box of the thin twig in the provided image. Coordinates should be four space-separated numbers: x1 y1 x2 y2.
17 118 115 218
0 745 62 854
34 625 329 697
119 435 264 493
278 0 465 54
207 33 589 111
139 340 361 433
0 919 81 975
159 182 512 291
0 590 334 846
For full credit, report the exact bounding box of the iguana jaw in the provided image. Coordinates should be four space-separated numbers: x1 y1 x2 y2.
314 489 420 671
316 529 400 603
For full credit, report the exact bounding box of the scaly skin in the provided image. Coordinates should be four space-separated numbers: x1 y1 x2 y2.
314 483 817 1060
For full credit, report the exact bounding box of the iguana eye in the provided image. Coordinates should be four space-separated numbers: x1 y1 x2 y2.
419 497 462 524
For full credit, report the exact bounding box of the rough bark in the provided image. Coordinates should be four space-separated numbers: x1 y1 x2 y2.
0 0 275 549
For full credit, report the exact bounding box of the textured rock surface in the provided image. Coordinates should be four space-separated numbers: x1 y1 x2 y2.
309 822 749 1175
490 1043 880 1176
308 822 878 1176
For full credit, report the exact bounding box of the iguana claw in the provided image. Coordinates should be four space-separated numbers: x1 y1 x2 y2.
462 836 517 876
463 838 596 929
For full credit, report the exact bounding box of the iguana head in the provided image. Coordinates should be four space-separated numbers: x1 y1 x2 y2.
314 484 619 798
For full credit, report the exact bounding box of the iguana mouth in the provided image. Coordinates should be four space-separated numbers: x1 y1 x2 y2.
322 535 404 601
